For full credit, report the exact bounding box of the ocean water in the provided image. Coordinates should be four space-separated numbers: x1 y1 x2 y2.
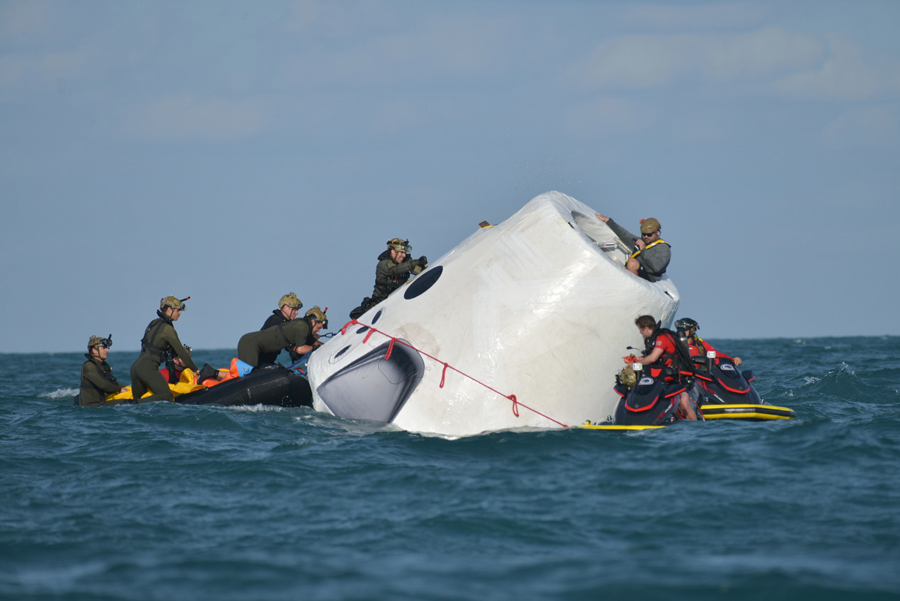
2 337 899 600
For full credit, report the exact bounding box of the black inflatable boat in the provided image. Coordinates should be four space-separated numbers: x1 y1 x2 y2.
175 364 313 408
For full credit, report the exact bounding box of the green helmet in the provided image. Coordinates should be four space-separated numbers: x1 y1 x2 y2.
88 334 112 350
160 295 188 311
640 218 660 234
278 292 303 310
387 238 411 253
306 306 327 328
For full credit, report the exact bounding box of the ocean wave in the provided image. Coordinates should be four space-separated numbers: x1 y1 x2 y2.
38 388 78 399
226 403 290 413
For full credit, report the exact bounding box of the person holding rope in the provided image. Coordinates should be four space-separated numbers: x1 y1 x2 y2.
237 306 326 368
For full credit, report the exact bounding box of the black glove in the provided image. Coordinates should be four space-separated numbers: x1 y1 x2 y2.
418 256 428 267
197 363 219 383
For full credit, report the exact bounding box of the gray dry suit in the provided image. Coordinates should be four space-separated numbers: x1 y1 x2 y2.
605 218 671 282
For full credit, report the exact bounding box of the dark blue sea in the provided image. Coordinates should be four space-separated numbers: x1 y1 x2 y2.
2 337 899 600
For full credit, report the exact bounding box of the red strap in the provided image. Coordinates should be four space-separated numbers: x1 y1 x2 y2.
340 319 358 336
337 320 568 428
509 394 519 417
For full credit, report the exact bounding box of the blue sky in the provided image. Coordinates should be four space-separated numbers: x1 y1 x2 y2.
2 0 898 353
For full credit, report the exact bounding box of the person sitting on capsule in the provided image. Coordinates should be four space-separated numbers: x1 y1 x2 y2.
594 214 670 282
237 305 327 368
257 292 303 365
76 335 128 407
350 238 427 319
626 315 699 421
130 296 198 403
674 318 742 367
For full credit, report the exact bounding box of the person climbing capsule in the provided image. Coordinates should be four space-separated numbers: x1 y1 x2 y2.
350 238 427 319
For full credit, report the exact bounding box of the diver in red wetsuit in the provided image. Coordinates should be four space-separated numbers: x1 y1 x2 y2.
674 318 742 366
625 315 699 421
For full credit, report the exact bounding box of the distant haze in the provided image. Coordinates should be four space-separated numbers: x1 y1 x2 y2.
1 0 898 352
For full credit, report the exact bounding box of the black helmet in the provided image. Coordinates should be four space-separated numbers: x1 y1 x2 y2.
674 318 699 334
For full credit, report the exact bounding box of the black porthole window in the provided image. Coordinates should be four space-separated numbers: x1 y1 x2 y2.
334 346 351 360
404 266 443 300
372 309 383 324
356 326 369 334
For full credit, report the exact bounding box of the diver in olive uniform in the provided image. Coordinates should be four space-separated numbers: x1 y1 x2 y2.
130 296 198 403
349 238 427 319
301 306 328 352
76 335 127 407
237 306 327 368
257 292 303 365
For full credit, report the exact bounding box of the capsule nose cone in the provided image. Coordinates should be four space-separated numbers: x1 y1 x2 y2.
316 340 425 423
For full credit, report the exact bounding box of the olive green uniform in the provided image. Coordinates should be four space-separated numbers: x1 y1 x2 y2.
78 356 124 407
351 251 424 318
372 253 423 303
237 318 312 368
130 312 198 403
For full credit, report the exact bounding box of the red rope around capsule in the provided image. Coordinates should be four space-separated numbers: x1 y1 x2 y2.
338 319 568 428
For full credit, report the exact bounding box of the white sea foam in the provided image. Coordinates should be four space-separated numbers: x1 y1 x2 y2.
40 388 78 399
229 404 285 413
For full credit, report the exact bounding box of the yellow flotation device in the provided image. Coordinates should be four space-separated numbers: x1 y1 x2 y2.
579 421 664 431
699 404 795 421
104 368 205 402
579 403 795 430
629 238 669 261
